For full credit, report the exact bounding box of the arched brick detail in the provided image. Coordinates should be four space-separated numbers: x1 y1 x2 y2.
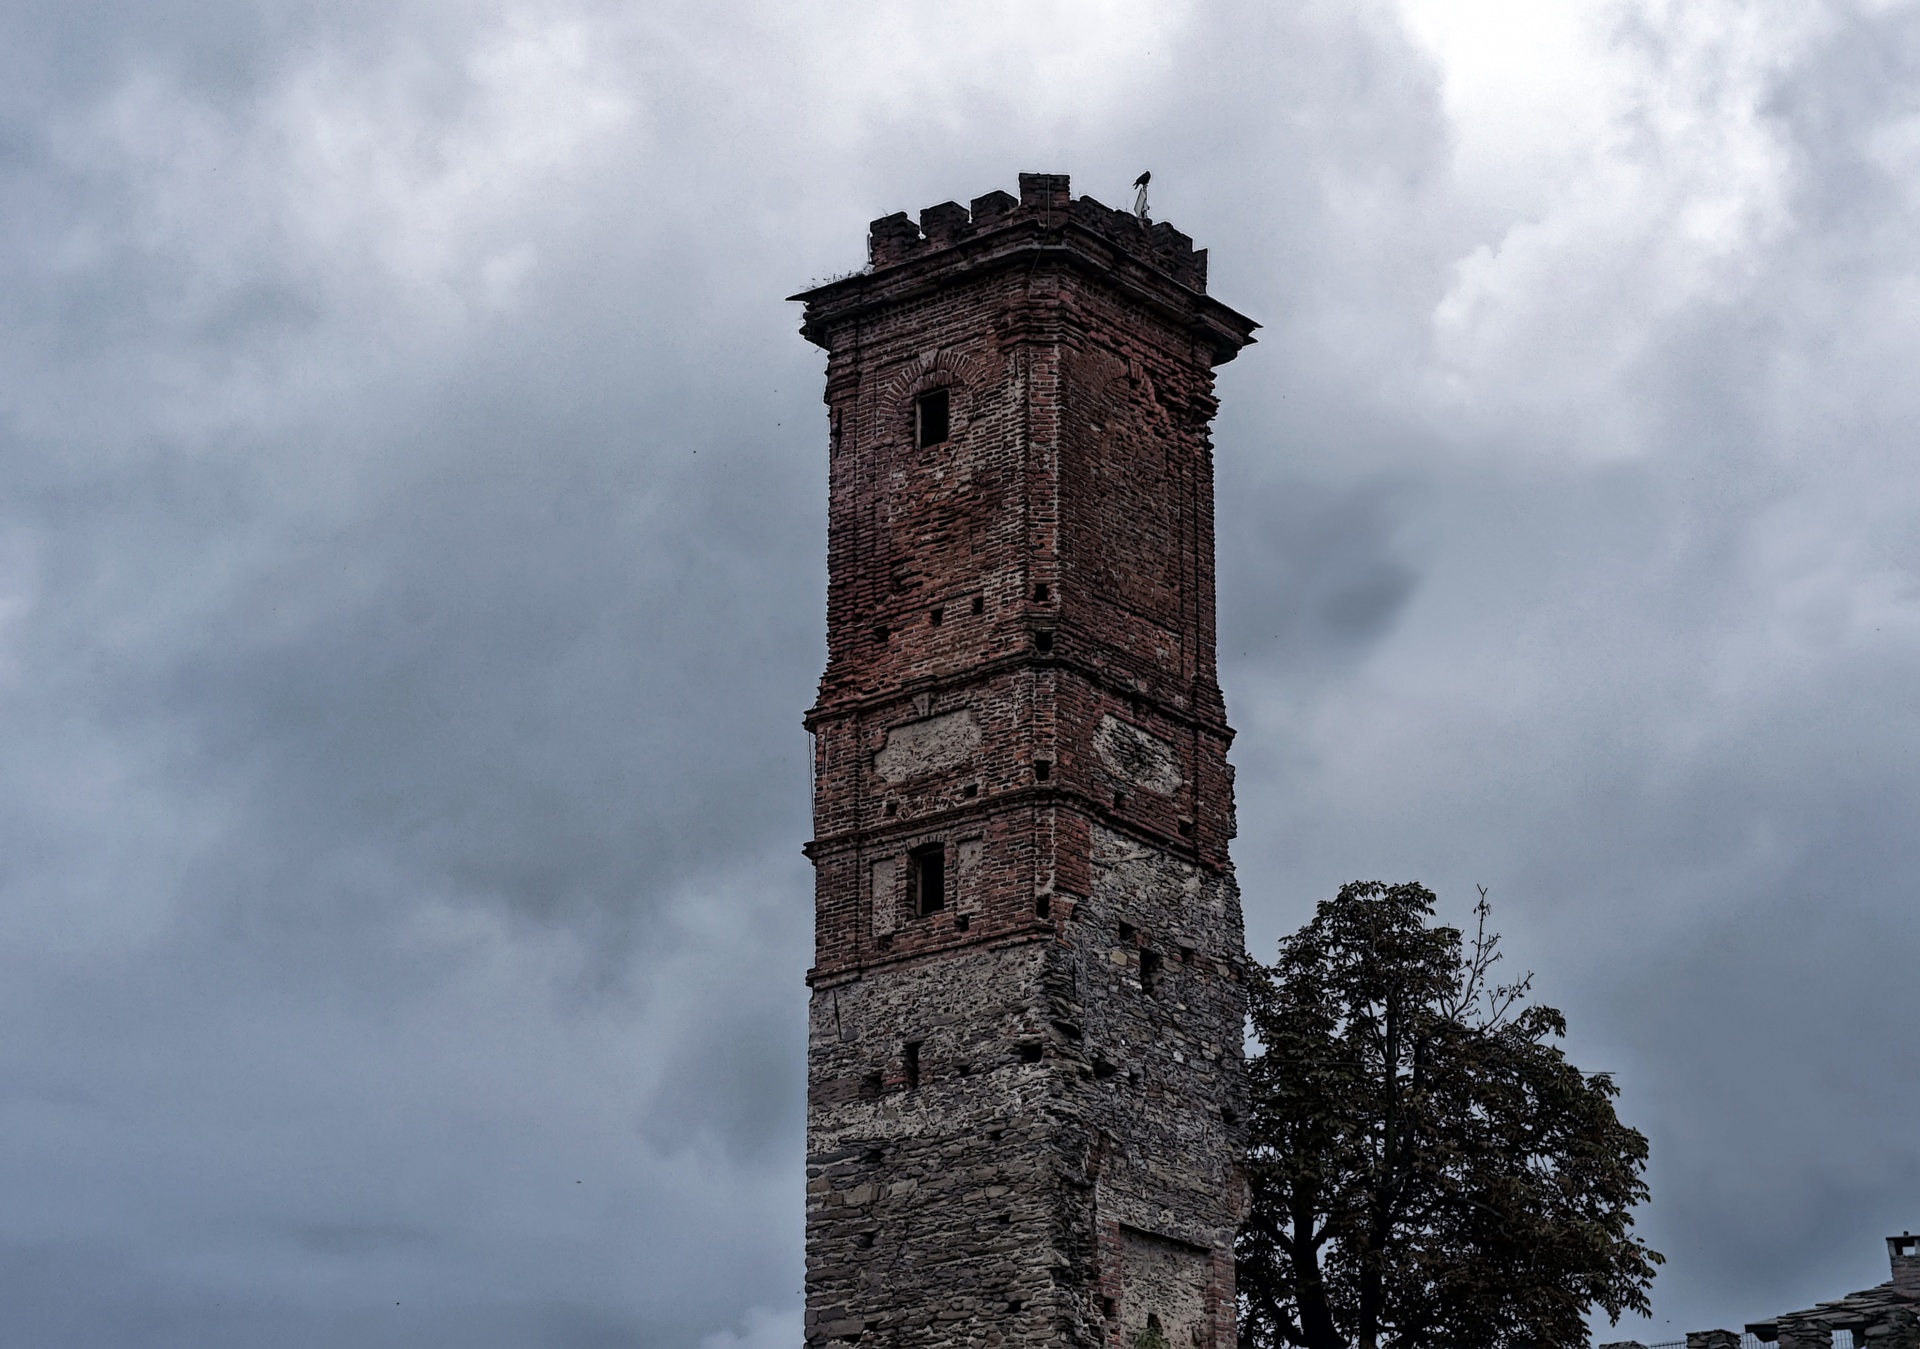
879 348 992 446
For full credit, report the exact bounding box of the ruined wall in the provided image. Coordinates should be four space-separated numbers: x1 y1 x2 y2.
1079 827 1246 1349
796 175 1257 1348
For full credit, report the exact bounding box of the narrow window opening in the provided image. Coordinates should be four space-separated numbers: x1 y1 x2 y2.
954 913 970 932
1178 944 1196 964
1112 791 1127 810
915 388 950 447
1034 893 1052 920
884 800 898 817
1221 1107 1239 1126
1033 583 1050 602
1102 1297 1118 1318
961 782 978 799
1018 1042 1044 1064
872 624 888 643
1178 818 1195 838
1140 949 1162 996
908 843 946 916
930 606 944 626
903 1041 921 1090
971 595 985 615
1034 630 1054 653
1117 920 1137 943
1033 760 1051 782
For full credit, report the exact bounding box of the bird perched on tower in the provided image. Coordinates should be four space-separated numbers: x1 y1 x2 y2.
1133 170 1151 222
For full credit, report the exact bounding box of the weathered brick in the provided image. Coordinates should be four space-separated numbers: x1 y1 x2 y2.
792 173 1256 1349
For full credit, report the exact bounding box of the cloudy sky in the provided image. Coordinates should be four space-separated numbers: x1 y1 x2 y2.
4 0 1919 1344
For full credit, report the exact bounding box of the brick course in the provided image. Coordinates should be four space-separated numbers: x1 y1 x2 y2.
793 173 1257 1348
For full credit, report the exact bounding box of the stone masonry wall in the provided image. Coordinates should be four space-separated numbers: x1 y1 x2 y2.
804 826 1246 1348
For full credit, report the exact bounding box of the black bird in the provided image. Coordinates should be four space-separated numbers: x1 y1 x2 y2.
1132 170 1151 220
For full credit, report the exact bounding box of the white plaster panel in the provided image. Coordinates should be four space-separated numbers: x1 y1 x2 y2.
871 857 897 937
873 710 980 783
1094 714 1182 796
1119 1226 1213 1348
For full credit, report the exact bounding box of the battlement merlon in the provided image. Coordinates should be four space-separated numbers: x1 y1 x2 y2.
787 172 1260 365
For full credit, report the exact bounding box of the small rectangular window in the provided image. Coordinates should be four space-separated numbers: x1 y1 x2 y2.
970 596 985 615
1140 949 1162 996
904 1041 922 1090
916 389 950 447
1033 583 1050 602
908 843 946 915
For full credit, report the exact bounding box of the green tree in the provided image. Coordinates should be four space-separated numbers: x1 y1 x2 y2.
1237 882 1660 1349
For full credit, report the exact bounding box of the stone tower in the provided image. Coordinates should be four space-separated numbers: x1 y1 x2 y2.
792 173 1258 1349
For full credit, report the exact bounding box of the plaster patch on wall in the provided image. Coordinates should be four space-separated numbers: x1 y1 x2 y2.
955 837 984 914
871 857 897 937
1094 714 1182 796
1119 1226 1214 1349
1093 825 1224 919
874 710 980 783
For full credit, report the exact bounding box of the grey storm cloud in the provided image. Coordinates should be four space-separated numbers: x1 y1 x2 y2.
2 0 1919 1345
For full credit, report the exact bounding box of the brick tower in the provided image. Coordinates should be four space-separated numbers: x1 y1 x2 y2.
792 174 1258 1349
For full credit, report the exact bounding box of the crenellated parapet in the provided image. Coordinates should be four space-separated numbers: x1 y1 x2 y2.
861 173 1211 294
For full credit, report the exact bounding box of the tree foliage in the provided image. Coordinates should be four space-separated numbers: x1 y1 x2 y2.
1238 882 1661 1349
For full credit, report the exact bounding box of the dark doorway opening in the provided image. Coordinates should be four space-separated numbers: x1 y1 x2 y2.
916 388 950 447
909 843 946 915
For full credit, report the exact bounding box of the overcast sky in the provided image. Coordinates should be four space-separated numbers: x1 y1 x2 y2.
3 0 1918 1344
